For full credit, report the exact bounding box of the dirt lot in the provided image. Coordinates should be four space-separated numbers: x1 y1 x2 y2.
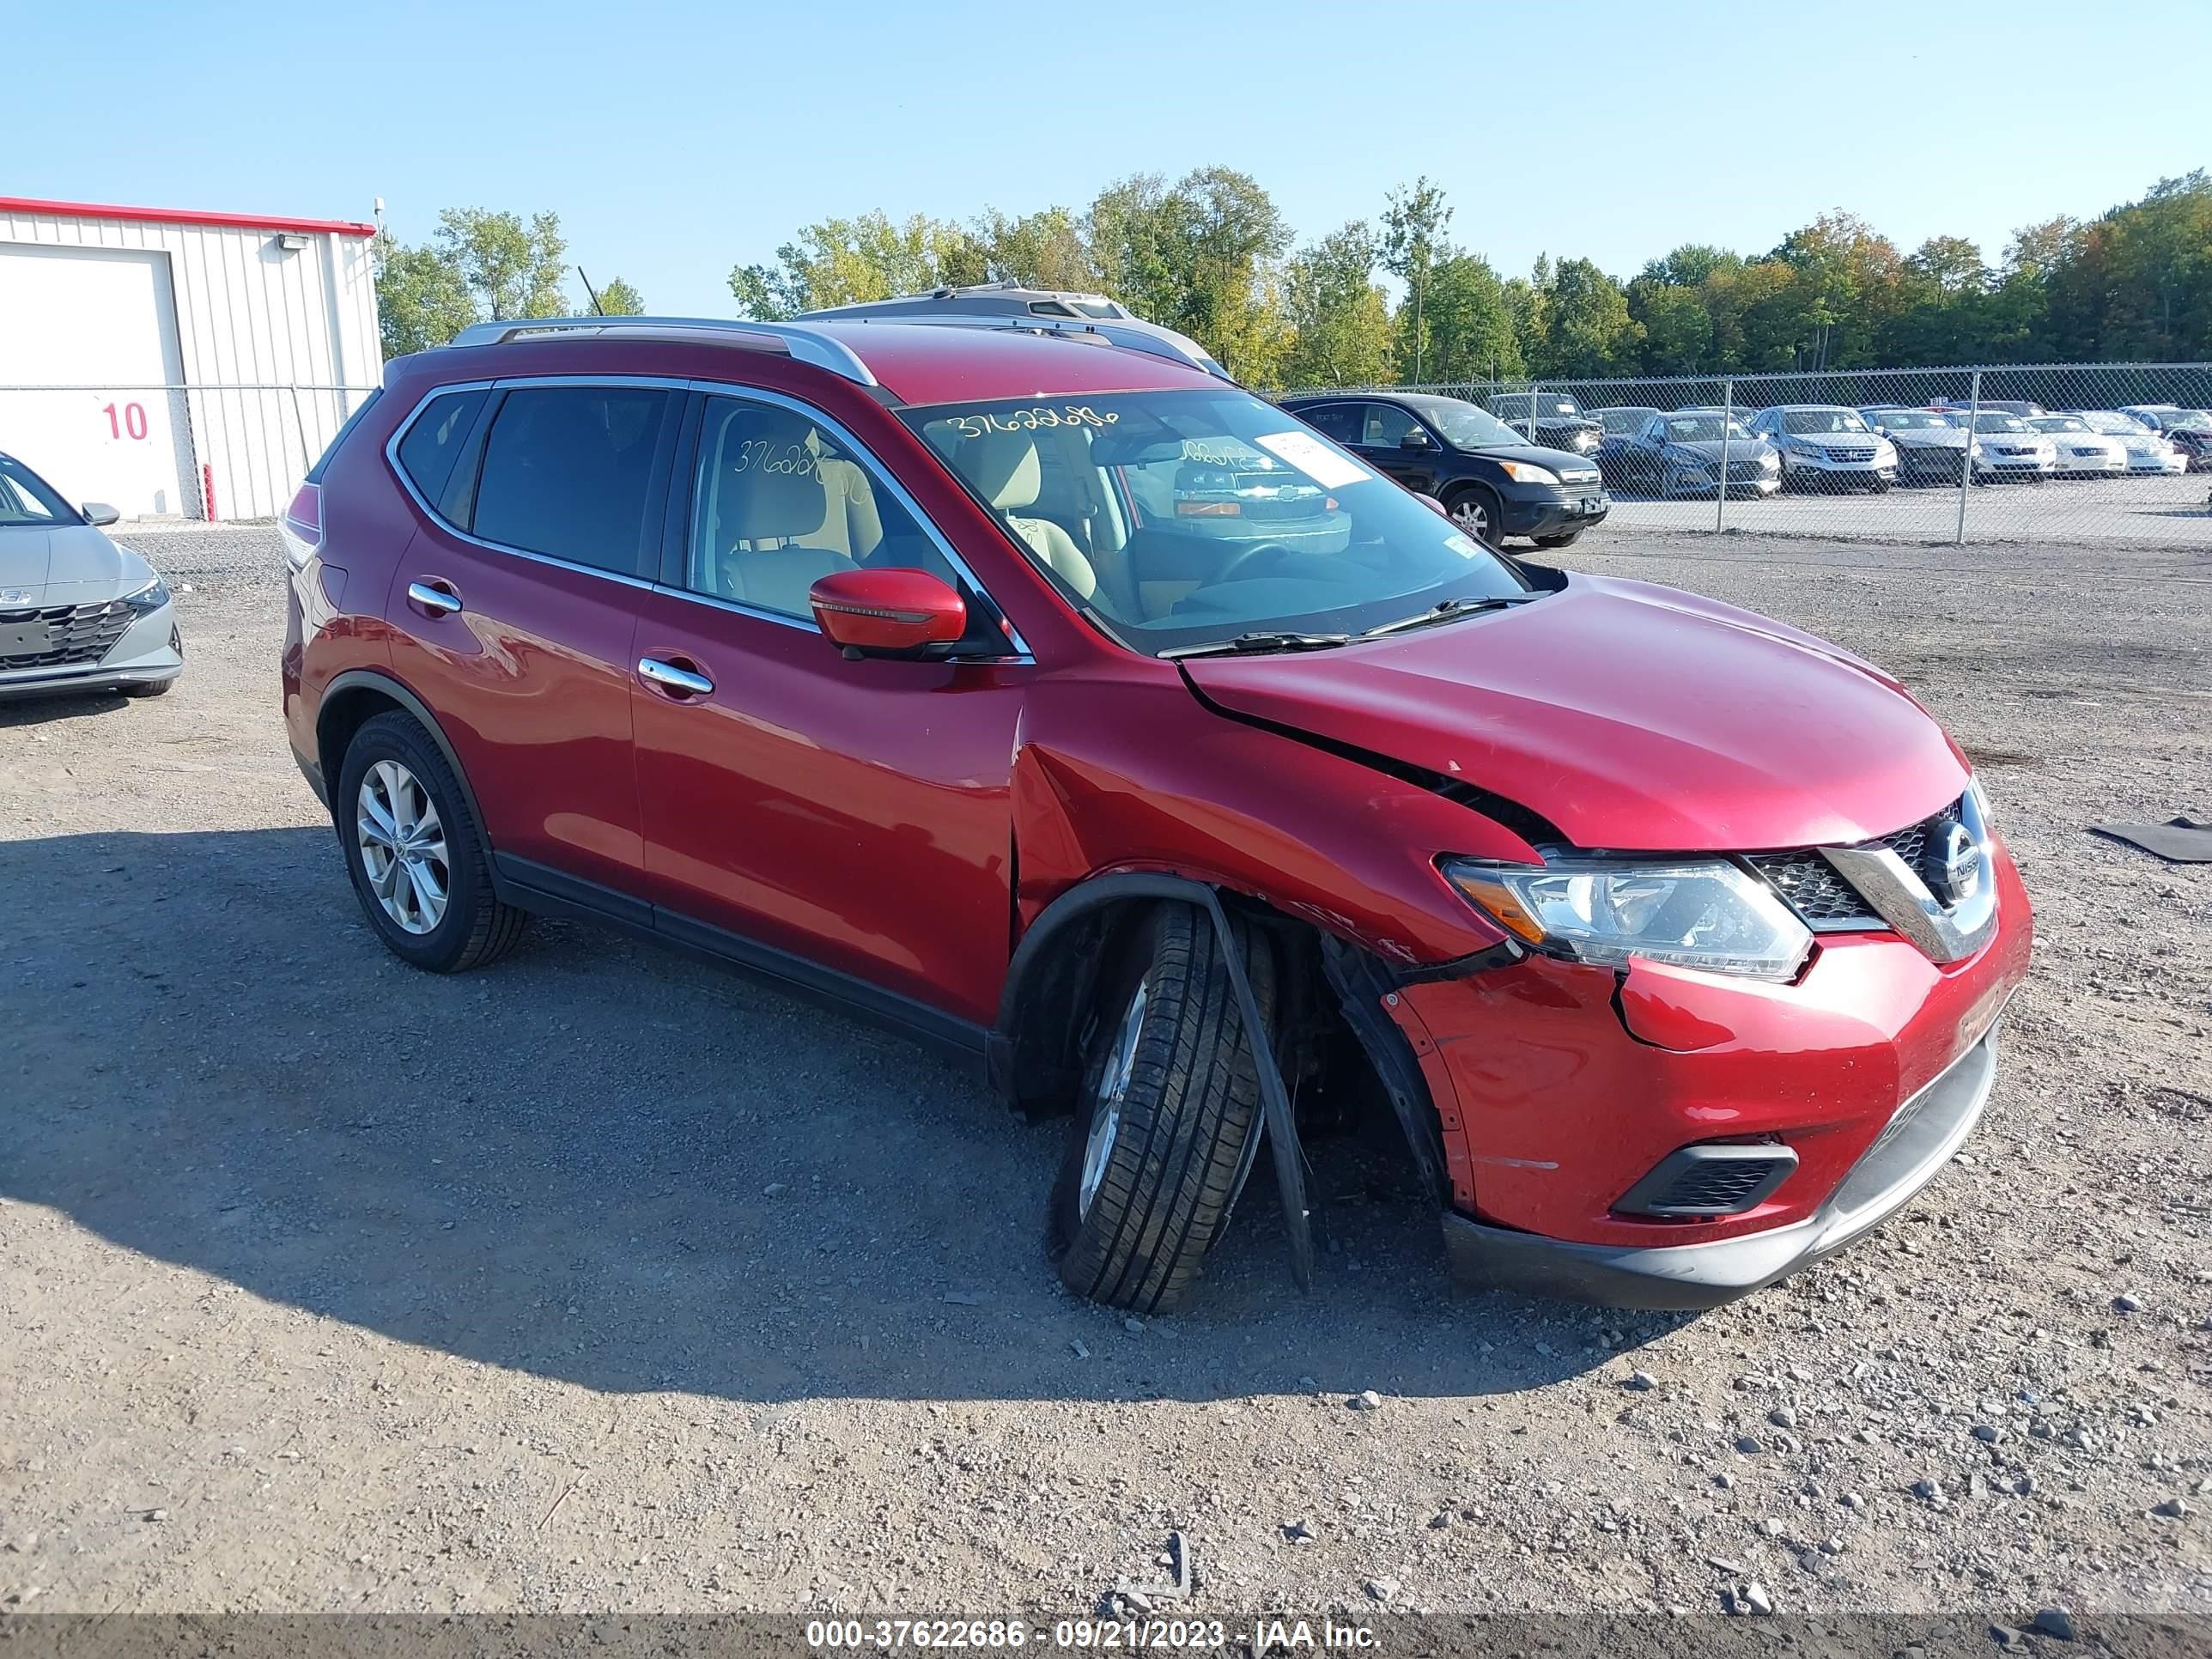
2 524 2209 1634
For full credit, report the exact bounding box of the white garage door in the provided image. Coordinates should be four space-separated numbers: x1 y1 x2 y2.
0 244 195 519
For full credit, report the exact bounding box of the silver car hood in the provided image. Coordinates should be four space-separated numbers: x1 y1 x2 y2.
0 525 151 609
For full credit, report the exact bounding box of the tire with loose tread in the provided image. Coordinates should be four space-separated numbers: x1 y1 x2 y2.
1050 902 1276 1315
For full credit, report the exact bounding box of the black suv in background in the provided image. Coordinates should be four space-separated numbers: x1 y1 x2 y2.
1483 391 1602 457
1283 392 1609 549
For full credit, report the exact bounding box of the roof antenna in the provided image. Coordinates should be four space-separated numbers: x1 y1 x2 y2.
576 266 604 315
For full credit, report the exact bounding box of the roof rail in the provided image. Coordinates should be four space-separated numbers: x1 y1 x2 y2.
838 312 1231 380
443 316 878 388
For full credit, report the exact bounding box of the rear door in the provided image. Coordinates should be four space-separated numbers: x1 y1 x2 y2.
629 387 1027 1030
1349 402 1441 494
383 377 681 902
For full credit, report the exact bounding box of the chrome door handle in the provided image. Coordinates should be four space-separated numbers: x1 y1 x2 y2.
638 657 714 696
407 581 462 615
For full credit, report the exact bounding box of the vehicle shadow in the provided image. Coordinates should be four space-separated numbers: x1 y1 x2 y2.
0 691 133 726
0 826 1693 1407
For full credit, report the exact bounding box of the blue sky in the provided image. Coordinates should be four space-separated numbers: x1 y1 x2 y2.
8 1 2209 318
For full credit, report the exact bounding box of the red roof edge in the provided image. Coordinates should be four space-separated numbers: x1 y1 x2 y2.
0 196 379 239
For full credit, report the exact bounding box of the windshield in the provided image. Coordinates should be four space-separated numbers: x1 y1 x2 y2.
2163 410 2212 432
902 390 1534 654
1868 410 1950 430
1598 408 1657 434
1660 415 1751 443
1971 412 2033 433
1417 400 1531 449
2081 411 2149 435
2029 416 2090 434
1494 397 1583 419
0 453 76 525
1778 410 1871 435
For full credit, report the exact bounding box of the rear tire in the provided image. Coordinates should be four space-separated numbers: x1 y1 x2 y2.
334 710 527 974
1051 902 1275 1315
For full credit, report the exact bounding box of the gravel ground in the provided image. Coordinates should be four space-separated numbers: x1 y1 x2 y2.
1 523 2208 1637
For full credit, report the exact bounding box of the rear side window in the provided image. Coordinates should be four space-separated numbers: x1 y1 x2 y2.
393 389 488 506
1292 404 1360 443
471 386 675 574
304 389 384 483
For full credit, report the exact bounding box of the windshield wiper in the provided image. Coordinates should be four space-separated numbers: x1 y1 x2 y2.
1159 630 1352 660
1359 593 1540 640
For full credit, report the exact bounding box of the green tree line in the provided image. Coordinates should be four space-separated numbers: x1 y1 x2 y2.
373 173 2211 386
375 209 645 359
729 167 2212 387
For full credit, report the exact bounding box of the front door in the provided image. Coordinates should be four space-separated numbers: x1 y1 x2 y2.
630 391 1026 1030
383 380 680 897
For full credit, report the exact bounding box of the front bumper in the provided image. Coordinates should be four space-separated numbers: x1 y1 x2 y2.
1388 844 2031 1309
1780 453 1898 485
0 603 182 702
1441 1023 2000 1308
1500 484 1609 538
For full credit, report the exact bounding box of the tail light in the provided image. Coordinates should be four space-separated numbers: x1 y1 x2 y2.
280 483 322 569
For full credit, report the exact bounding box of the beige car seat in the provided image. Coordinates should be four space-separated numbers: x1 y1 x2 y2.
963 431 1098 599
701 410 856 614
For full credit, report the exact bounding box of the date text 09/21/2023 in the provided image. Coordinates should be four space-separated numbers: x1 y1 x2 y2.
804 1617 1382 1650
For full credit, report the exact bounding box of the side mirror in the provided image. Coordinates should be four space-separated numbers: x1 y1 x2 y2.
1400 428 1432 451
81 502 121 527
808 568 968 660
1416 492 1451 519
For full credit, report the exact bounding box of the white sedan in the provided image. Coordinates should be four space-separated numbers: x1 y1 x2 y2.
2068 410 2188 475
2025 415 2128 476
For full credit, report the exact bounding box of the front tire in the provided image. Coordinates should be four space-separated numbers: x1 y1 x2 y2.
334 710 527 973
1051 902 1276 1315
1532 530 1583 550
122 678 175 698
1446 483 1505 549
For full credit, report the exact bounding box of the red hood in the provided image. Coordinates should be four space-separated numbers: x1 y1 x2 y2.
1182 574 1968 853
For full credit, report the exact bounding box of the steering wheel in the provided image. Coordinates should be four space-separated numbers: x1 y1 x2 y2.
1209 540 1299 586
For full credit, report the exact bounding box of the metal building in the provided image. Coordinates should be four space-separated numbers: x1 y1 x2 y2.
0 196 382 521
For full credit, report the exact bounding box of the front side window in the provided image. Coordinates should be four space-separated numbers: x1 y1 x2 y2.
902 389 1534 655
1417 401 1528 449
471 386 675 574
687 395 1000 645
0 454 70 525
1358 404 1423 447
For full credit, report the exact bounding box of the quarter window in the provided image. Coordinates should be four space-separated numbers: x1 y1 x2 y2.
393 388 488 507
684 395 976 628
471 386 675 574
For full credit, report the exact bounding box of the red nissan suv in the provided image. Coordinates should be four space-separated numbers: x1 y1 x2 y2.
282 314 2032 1314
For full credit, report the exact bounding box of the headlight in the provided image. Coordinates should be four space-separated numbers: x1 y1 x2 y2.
1784 438 1818 458
1442 855 1813 981
1970 441 1985 458
1759 453 1781 471
1875 441 1897 461
1495 459 1561 486
122 575 171 613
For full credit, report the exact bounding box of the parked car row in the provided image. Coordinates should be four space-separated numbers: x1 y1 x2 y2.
1589 399 2208 495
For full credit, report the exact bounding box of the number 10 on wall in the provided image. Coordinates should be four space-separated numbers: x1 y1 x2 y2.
103 402 149 441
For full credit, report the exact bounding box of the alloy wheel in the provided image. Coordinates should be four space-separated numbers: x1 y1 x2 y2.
1078 981 1148 1218
356 759 449 935
1449 495 1490 542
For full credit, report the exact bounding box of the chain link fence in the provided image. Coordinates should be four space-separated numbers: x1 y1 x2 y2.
1296 362 2212 546
0 382 378 524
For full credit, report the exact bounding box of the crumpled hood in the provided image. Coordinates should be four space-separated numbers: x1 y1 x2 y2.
1182 574 1969 853
0 525 145 607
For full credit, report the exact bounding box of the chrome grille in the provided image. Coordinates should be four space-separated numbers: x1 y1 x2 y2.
0 599 135 671
1747 796 1963 933
1826 446 1876 463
